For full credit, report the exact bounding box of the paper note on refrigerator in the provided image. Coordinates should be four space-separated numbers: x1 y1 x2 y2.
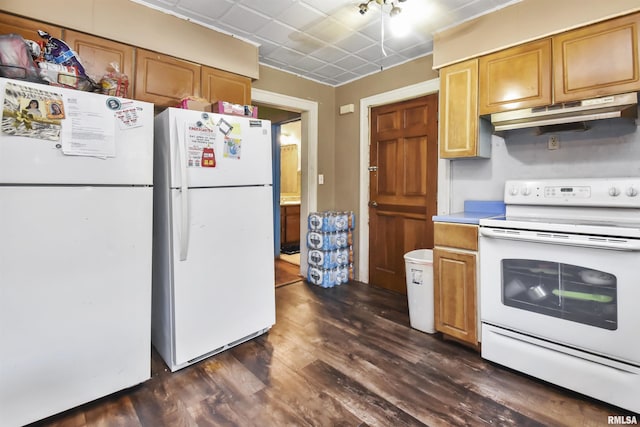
61 95 116 158
186 121 217 168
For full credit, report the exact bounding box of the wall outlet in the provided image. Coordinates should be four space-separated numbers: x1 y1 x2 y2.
548 136 560 150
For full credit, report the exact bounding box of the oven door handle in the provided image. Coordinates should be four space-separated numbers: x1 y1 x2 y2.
479 227 640 251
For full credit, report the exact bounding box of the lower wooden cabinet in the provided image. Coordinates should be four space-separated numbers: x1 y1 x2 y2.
280 204 301 247
433 222 479 348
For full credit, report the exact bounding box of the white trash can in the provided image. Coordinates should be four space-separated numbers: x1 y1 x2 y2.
404 249 435 334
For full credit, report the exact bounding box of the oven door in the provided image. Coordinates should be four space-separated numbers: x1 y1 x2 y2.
479 226 640 365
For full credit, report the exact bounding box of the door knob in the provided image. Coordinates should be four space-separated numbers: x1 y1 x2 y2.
370 201 378 207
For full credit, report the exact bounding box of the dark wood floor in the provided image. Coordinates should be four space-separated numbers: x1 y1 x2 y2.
274 258 302 288
30 280 633 427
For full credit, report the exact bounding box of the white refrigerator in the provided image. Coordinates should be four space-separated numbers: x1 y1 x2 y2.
0 78 154 426
152 108 276 372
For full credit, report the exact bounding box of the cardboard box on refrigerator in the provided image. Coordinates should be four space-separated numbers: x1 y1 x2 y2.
212 100 258 117
177 98 212 112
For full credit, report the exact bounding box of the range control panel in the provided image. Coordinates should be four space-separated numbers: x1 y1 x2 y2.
504 177 640 207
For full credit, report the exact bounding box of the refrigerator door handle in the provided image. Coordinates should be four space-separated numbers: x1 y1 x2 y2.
176 120 190 261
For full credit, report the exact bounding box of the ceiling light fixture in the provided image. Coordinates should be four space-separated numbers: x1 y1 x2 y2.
357 0 408 56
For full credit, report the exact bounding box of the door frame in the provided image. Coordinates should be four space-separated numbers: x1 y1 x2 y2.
358 78 450 283
252 88 318 277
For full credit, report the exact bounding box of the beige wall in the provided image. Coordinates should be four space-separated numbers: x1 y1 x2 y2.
433 0 640 69
0 0 259 78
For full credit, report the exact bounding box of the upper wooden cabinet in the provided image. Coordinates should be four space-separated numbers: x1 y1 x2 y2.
63 30 134 93
0 12 62 41
439 58 490 159
201 66 251 105
479 39 552 115
134 49 201 107
553 13 640 103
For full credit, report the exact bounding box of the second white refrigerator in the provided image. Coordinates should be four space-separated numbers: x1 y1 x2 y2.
152 108 276 371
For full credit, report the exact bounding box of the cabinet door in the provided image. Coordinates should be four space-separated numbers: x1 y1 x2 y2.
0 12 62 41
434 248 477 346
479 39 552 114
63 30 134 92
201 66 251 105
553 13 640 103
439 58 489 159
284 205 301 245
135 49 201 107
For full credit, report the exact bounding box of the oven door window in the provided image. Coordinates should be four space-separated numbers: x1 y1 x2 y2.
502 259 617 330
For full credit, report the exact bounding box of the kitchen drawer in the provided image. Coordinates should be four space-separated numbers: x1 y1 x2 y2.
434 222 478 251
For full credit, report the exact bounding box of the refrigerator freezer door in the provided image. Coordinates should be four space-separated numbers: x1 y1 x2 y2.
0 78 153 186
0 186 152 427
156 108 272 189
170 185 275 367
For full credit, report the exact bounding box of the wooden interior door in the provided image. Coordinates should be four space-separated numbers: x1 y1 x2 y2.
368 94 438 294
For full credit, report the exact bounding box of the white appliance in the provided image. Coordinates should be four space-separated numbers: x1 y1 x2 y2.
479 177 640 414
152 108 275 372
0 78 154 427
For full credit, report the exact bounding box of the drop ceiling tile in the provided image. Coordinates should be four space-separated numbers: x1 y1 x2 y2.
351 62 383 76
284 32 326 55
304 17 352 44
399 42 435 59
234 0 295 17
255 21 297 45
334 55 368 71
334 32 377 53
293 55 325 71
269 46 308 65
312 63 345 78
277 2 326 30
302 0 350 16
217 4 271 33
174 0 234 20
310 45 350 64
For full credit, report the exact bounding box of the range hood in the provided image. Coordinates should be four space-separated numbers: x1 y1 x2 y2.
491 92 638 132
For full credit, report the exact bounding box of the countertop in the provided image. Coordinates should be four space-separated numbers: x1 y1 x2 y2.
432 200 505 225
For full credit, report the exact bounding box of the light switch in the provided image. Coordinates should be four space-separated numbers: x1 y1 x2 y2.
318 174 324 185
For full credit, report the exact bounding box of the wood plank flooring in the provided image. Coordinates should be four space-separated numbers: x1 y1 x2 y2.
274 258 302 288
29 280 634 427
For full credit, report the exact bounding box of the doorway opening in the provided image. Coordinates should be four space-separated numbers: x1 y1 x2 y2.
252 88 318 283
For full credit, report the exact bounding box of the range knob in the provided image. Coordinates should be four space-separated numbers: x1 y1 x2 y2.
509 186 519 196
521 186 532 196
626 186 638 197
609 187 621 197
